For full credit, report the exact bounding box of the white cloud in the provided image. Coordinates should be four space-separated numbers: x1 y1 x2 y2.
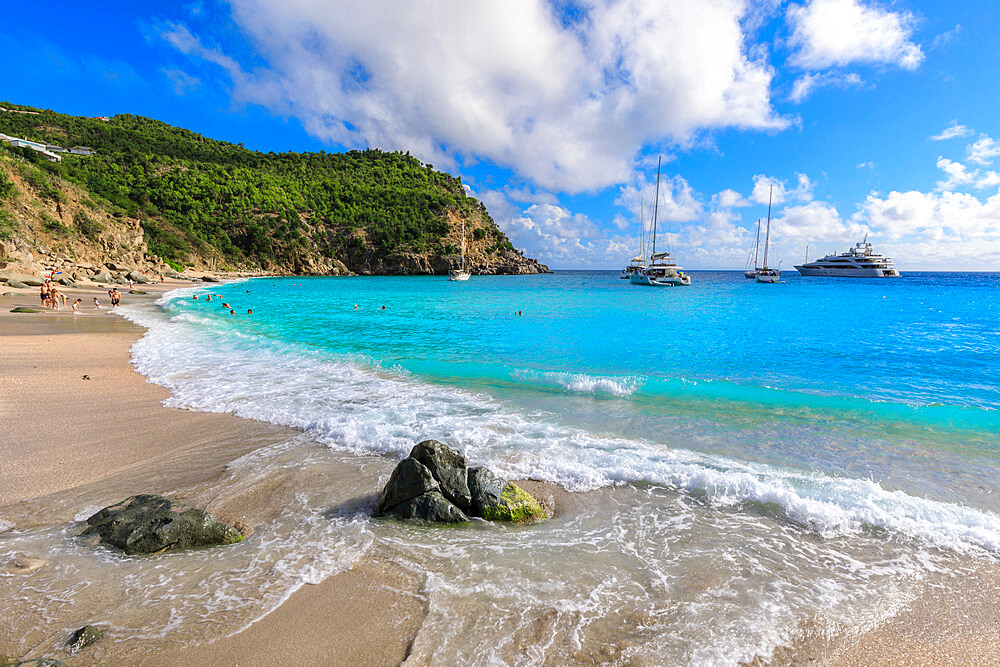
787 0 924 71
788 71 863 103
857 161 874 169
164 0 788 192
930 121 973 141
715 188 750 208
967 135 1000 165
935 157 975 191
750 173 814 205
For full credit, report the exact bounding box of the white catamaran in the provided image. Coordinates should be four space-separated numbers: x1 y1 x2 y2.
630 157 691 287
755 186 780 283
449 216 471 281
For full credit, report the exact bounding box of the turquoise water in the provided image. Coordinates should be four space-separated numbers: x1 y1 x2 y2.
164 271 1000 512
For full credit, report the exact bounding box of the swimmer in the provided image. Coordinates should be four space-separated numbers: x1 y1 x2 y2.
518 310 522 316
381 305 386 310
192 295 198 300
222 302 230 308
206 295 212 301
229 309 235 315
247 309 253 314
354 304 358 309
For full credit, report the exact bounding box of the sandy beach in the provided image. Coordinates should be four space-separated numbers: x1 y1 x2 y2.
0 280 424 666
2 278 999 666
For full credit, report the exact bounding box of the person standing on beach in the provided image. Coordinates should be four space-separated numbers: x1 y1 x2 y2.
72 298 81 314
110 288 121 307
92 297 101 310
39 284 49 308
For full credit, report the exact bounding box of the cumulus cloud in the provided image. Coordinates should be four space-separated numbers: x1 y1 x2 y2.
751 173 814 205
967 135 1000 165
787 0 923 71
930 121 973 141
163 67 201 95
161 0 788 192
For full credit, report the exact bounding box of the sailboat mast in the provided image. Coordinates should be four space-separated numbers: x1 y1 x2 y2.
652 156 661 258
461 217 466 272
754 218 761 270
762 185 773 269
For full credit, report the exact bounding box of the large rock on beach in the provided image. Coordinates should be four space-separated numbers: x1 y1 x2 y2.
80 494 243 555
411 440 472 511
201 275 220 282
376 441 545 525
126 270 151 284
5 281 27 289
91 272 111 283
10 307 41 313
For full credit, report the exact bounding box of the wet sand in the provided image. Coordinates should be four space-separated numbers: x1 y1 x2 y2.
2 279 999 665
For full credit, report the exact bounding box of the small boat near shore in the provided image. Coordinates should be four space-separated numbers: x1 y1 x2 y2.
795 236 900 277
744 218 761 279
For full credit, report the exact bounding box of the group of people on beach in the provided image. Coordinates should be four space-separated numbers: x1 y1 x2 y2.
38 279 124 314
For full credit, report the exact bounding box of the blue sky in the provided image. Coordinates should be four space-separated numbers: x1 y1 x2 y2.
3 1 998 269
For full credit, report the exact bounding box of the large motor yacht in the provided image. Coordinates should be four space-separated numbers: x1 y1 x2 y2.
795 236 900 277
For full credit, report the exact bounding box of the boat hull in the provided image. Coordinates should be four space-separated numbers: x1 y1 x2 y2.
629 273 691 287
755 271 781 283
449 271 471 281
794 266 899 277
743 270 756 279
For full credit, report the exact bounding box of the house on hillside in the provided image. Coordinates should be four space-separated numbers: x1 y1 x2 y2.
0 132 63 162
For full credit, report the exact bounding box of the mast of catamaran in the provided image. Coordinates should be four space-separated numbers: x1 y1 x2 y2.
639 198 645 260
762 186 773 269
651 156 661 259
754 218 761 270
460 217 466 272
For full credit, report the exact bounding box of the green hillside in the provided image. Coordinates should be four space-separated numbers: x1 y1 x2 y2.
0 102 546 275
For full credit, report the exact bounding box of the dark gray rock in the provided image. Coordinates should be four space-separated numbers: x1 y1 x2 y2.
385 490 468 523
377 458 439 515
201 275 220 282
56 277 74 286
126 271 151 284
7 660 67 667
80 494 244 555
67 625 105 653
468 467 508 518
3 291 17 296
20 278 43 287
6 281 27 289
410 440 472 511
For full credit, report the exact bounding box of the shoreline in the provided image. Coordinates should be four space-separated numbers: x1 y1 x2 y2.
2 277 999 664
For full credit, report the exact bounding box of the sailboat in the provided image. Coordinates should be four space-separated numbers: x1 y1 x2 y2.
630 157 691 287
619 199 647 279
755 186 780 283
449 216 471 281
743 218 761 279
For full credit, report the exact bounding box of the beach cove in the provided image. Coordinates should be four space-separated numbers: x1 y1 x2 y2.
2 272 1000 664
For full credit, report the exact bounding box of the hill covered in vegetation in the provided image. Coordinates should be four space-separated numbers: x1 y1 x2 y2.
0 102 548 278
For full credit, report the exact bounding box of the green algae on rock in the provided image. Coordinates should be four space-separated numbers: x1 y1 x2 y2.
481 482 546 524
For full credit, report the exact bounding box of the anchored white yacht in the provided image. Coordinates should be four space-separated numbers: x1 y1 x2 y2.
794 236 900 277
754 186 781 283
619 256 646 279
630 156 692 287
449 217 471 281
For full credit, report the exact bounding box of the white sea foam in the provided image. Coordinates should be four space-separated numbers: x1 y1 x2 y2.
118 296 1000 555
511 369 642 396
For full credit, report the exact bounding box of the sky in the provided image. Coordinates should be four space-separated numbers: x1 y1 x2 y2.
2 1 998 270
